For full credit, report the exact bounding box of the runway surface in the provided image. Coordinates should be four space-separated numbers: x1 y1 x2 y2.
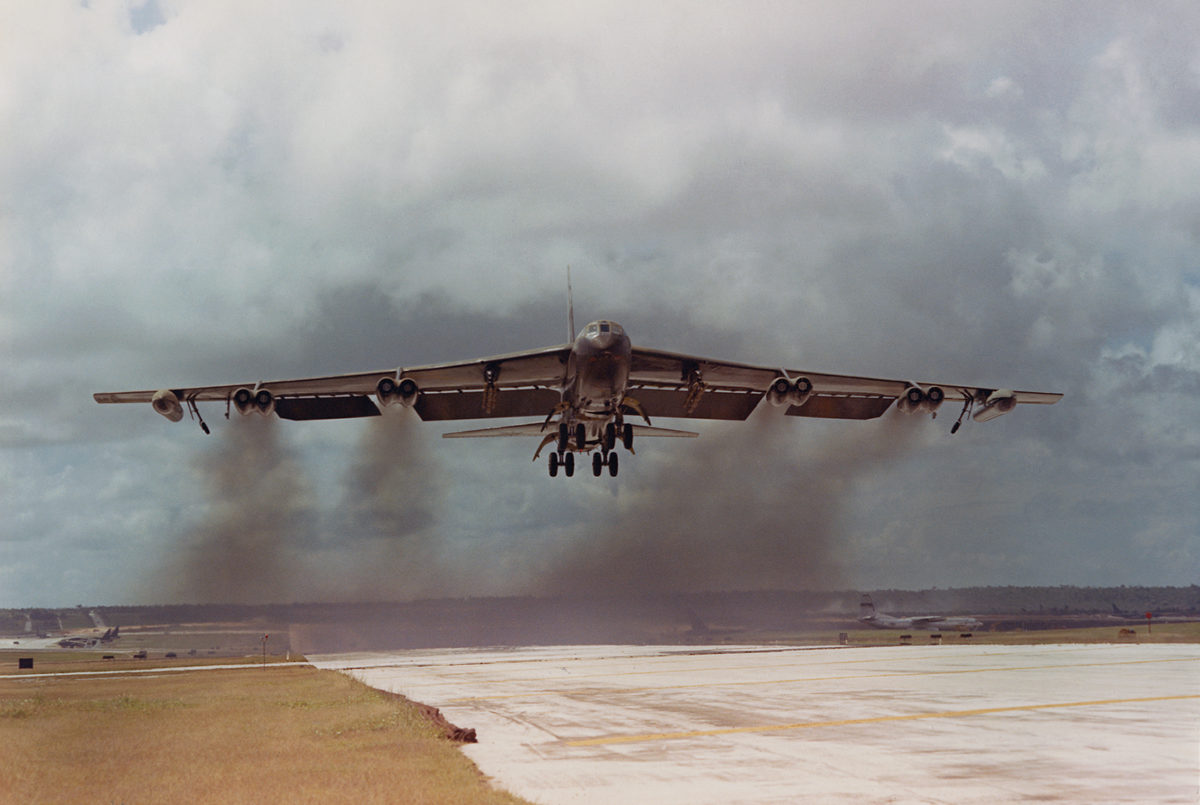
311 643 1200 804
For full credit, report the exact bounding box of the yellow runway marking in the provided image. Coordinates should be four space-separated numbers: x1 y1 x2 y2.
566 694 1200 747
446 655 1199 702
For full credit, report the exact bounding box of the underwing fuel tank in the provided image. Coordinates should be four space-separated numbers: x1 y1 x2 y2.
151 389 183 422
973 389 1017 422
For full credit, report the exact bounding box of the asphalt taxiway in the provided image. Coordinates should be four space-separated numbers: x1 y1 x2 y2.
311 643 1200 804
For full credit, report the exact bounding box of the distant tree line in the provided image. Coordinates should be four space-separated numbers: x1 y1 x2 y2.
2 586 1197 631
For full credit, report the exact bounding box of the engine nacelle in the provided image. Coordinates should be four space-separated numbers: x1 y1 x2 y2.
897 385 945 414
766 377 792 407
972 389 1017 422
233 387 275 416
925 385 945 414
897 385 926 414
376 376 419 408
150 389 183 422
789 376 813 407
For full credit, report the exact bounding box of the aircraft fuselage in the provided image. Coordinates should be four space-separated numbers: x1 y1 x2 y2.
567 320 631 418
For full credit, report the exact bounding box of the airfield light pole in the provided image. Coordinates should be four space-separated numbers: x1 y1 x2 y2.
261 633 269 668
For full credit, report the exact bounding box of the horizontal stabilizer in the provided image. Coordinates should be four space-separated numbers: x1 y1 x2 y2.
630 424 699 438
443 423 549 438
443 422 700 439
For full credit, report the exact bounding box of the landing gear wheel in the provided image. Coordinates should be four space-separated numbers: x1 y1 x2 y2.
622 423 634 451
608 451 619 477
557 423 569 453
564 452 575 477
604 422 616 452
549 452 559 478
575 423 586 450
592 452 603 476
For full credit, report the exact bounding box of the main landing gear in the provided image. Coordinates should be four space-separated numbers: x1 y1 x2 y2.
547 420 627 478
591 450 618 477
548 450 575 478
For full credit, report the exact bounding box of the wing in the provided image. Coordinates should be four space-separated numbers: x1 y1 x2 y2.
628 346 1062 422
94 345 572 422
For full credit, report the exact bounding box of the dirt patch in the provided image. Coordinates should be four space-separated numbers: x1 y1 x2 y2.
415 701 478 743
379 690 477 743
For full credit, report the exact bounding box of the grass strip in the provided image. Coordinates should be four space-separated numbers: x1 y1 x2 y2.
0 661 529 804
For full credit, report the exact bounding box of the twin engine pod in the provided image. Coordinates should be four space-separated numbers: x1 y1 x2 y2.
232 387 276 416
766 376 814 408
151 389 184 422
376 376 420 408
897 385 945 415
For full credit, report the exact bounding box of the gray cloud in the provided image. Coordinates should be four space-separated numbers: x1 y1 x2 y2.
2 2 1198 605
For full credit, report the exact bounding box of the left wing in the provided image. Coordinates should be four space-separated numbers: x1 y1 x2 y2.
94 345 572 423
627 346 1062 425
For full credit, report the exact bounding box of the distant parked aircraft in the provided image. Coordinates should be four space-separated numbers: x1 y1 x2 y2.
858 595 982 631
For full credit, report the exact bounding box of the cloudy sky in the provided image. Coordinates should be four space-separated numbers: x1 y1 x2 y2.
2 1 1198 607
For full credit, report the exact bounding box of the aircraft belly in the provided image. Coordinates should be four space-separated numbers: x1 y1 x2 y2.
577 352 629 412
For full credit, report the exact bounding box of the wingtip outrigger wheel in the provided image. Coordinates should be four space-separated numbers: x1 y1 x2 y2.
950 392 974 435
186 395 210 435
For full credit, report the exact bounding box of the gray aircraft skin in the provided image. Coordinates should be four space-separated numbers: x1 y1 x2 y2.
95 308 1062 477
858 595 983 632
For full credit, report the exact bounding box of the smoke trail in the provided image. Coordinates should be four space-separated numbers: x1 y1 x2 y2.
535 410 924 595
313 406 449 600
151 416 315 603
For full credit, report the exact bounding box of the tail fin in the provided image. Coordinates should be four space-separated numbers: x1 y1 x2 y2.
859 594 877 619
567 266 575 342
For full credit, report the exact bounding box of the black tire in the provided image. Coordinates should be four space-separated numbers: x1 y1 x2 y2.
608 451 619 477
575 423 586 450
558 423 569 453
549 452 559 477
622 422 633 451
604 422 616 451
592 452 603 476
564 452 575 477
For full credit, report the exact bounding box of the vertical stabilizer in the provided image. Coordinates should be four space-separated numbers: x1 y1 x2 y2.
567 266 576 342
859 594 877 620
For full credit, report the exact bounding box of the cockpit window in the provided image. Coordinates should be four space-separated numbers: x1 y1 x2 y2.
582 321 624 338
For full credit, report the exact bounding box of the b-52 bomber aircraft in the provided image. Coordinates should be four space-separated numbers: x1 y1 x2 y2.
95 310 1062 478
858 595 983 632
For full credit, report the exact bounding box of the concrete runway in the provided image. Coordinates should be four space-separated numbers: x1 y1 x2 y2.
312 643 1200 804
